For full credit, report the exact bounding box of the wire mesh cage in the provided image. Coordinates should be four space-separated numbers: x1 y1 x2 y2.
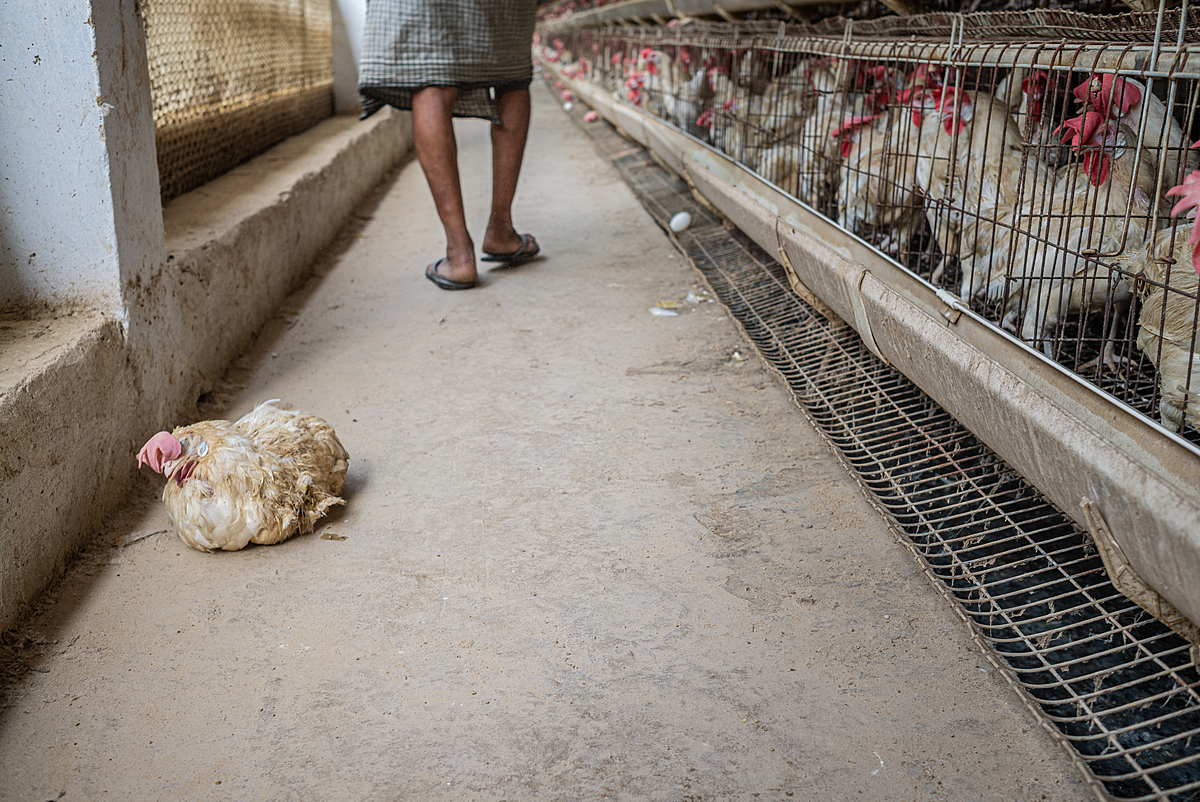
553 37 1200 800
539 13 1200 442
568 102 1200 801
140 0 334 203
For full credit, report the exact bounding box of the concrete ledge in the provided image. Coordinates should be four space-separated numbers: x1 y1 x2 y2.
161 108 413 400
0 108 413 632
0 311 125 626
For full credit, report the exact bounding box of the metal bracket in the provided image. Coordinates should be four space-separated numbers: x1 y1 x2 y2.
934 287 966 325
775 218 840 324
1082 499 1200 666
665 0 692 22
770 0 804 21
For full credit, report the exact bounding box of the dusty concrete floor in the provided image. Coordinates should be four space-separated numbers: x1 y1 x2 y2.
0 84 1092 801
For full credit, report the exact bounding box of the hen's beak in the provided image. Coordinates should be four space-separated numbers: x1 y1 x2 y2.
137 432 182 474
165 457 197 487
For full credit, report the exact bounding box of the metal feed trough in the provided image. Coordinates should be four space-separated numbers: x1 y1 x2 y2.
537 2 1200 784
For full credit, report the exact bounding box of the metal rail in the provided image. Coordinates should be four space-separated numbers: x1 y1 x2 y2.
539 0 835 31
540 9 1200 76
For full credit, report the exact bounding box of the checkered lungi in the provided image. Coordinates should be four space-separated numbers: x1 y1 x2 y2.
358 0 538 121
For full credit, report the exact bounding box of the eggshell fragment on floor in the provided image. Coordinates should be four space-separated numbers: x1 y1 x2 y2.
669 211 692 232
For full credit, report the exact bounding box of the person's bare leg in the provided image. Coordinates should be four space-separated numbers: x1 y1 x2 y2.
411 86 476 284
482 86 536 256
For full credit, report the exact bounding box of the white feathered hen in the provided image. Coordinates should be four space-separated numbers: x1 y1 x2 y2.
137 400 349 552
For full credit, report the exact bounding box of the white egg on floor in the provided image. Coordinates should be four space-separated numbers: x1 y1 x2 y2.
669 211 692 232
563 101 574 111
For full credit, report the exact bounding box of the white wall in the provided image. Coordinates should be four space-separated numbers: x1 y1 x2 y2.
0 0 130 314
331 0 366 114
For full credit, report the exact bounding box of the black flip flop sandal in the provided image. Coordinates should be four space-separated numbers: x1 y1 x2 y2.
480 233 541 267
425 259 476 290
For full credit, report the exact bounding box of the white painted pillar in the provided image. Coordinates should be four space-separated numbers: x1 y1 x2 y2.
331 0 367 114
92 0 168 333
0 0 164 321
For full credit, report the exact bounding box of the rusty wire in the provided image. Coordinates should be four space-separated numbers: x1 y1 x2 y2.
546 15 1200 439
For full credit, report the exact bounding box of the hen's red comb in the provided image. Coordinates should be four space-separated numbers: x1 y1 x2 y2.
1021 70 1049 95
937 86 972 135
830 114 879 139
1072 76 1094 106
1166 169 1200 275
1022 71 1050 119
1074 75 1141 118
1056 111 1105 149
900 85 940 128
831 114 879 157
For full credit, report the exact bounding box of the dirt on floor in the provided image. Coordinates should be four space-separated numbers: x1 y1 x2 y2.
0 83 1092 801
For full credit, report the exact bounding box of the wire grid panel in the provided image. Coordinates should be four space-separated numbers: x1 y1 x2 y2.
542 20 1200 446
565 100 1200 801
141 0 334 203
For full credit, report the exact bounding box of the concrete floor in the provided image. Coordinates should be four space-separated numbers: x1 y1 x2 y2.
0 83 1092 801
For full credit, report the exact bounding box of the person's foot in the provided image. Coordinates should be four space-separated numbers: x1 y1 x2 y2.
426 259 476 290
433 240 477 285
481 229 540 267
481 226 534 258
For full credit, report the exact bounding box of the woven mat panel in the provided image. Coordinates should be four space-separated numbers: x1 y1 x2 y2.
141 0 333 203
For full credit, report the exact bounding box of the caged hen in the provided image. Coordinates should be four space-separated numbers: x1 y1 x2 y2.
1131 145 1200 432
137 400 349 552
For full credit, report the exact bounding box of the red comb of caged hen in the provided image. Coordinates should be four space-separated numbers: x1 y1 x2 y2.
136 400 349 552
1057 111 1119 185
900 84 940 128
639 48 659 75
937 84 973 134
1073 74 1141 120
830 113 879 158
900 76 971 135
1166 140 1200 275
1021 70 1050 122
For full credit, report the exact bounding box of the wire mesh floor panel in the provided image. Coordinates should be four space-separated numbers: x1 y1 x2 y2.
562 96 1200 802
